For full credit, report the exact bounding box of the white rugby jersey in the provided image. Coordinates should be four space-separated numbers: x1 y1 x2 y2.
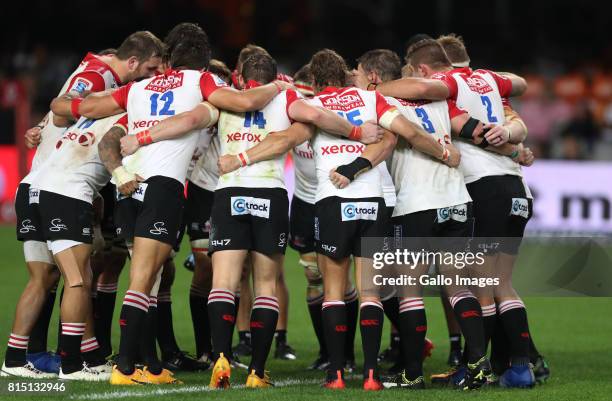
31 114 127 204
309 86 397 203
216 85 300 190
387 97 471 216
292 140 317 204
111 69 227 185
433 68 529 193
22 53 121 185
187 128 213 177
379 162 396 208
190 130 220 192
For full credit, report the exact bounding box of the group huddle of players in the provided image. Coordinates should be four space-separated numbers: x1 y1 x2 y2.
1 22 551 391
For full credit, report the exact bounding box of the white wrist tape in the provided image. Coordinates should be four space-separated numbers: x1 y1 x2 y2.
202 102 220 127
112 166 135 186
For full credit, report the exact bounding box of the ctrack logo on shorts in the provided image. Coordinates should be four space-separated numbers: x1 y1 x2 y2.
19 219 36 233
341 202 378 221
510 198 529 219
231 196 270 218
132 184 148 202
28 188 40 204
149 222 168 235
49 218 68 232
437 203 468 223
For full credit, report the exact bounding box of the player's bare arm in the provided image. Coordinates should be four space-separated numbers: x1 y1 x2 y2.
51 89 121 121
120 102 219 156
383 110 460 167
375 78 450 101
98 125 141 195
206 80 292 112
288 100 383 144
330 130 397 189
496 72 528 96
217 122 314 175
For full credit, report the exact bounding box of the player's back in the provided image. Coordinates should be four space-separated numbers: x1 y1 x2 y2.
121 69 204 184
24 53 120 183
292 141 317 204
388 97 470 216
446 67 522 183
216 89 295 190
310 86 386 202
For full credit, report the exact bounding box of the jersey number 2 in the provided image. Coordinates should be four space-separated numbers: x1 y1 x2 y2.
150 91 175 116
480 95 498 123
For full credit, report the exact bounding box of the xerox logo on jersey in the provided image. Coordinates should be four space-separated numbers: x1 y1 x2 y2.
464 75 494 94
319 89 365 111
132 119 161 130
231 196 271 218
321 143 365 155
341 202 378 221
144 72 184 93
437 203 468 223
69 77 93 94
510 198 529 219
226 132 262 143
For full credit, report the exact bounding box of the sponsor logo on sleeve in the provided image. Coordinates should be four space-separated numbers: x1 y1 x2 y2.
231 196 271 218
437 203 468 223
510 198 530 219
341 202 379 221
70 77 93 94
28 188 40 204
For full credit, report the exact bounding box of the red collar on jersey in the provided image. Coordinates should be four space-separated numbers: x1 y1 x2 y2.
84 52 123 86
317 86 342 95
245 79 263 89
449 66 472 75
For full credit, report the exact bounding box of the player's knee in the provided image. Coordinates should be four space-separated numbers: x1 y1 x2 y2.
300 253 322 283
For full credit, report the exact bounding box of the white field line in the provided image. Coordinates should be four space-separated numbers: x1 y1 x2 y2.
69 378 321 400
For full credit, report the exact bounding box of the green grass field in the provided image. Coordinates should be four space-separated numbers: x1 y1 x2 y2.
0 226 611 400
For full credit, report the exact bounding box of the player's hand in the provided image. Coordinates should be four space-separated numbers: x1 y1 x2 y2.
273 79 295 91
117 174 143 196
359 120 384 144
443 142 461 167
24 126 42 148
484 124 511 147
217 154 241 175
329 168 350 189
517 145 535 166
120 135 140 156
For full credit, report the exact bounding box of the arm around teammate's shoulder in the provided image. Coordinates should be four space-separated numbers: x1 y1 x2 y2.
376 77 450 101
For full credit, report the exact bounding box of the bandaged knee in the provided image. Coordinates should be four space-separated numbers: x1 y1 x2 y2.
191 238 209 254
23 240 54 264
299 253 321 281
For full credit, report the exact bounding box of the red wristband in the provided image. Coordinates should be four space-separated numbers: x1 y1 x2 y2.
70 98 83 119
136 130 152 145
237 152 249 167
442 147 450 162
348 126 362 141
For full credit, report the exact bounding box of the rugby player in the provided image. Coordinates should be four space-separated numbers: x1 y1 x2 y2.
130 51 383 388
2 32 163 379
375 38 536 388
217 49 459 390
349 48 532 390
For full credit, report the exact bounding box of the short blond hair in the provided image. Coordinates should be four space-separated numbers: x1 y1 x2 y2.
437 34 470 66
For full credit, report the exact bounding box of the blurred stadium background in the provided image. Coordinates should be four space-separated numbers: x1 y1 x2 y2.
0 0 611 228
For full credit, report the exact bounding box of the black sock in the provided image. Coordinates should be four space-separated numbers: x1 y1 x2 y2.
490 315 510 374
140 299 162 374
5 334 29 367
381 296 400 328
189 286 211 358
398 298 427 380
116 290 149 375
157 292 180 358
93 283 117 357
344 289 358 362
359 302 384 377
498 300 530 366
238 330 251 345
28 289 57 354
207 289 236 360
450 291 485 364
528 335 541 362
55 286 64 354
59 323 85 374
307 294 327 356
322 301 346 377
248 297 279 377
450 333 462 351
274 330 286 346
81 337 106 366
481 304 497 354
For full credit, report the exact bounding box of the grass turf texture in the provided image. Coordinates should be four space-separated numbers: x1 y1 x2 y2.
0 226 611 400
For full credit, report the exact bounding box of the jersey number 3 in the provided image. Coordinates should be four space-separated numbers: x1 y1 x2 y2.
415 108 435 133
150 91 175 116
